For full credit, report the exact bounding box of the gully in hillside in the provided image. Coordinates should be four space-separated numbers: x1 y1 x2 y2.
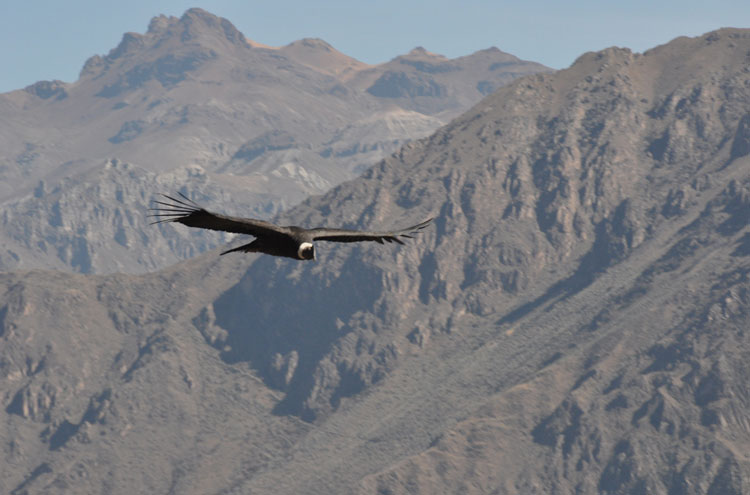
150 193 432 260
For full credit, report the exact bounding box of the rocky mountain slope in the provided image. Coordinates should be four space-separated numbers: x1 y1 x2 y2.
1 29 749 494
0 8 548 275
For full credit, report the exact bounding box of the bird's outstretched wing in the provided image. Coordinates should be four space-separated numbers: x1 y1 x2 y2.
309 218 433 245
149 193 287 237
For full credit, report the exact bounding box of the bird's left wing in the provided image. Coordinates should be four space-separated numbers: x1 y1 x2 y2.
149 193 287 237
309 218 433 245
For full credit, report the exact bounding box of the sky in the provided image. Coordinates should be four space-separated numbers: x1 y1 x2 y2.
1 0 748 93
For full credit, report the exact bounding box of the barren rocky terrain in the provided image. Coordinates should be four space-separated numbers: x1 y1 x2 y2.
0 8 548 274
1 26 749 495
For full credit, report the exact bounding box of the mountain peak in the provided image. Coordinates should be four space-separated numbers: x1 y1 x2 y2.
182 7 219 19
285 38 335 52
473 46 513 57
280 37 369 77
405 46 446 59
177 8 248 46
146 14 177 35
79 8 253 82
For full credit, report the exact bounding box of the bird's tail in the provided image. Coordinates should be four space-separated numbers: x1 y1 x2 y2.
220 240 259 255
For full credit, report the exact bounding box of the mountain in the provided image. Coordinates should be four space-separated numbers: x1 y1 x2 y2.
347 45 546 117
1 28 749 494
0 8 549 275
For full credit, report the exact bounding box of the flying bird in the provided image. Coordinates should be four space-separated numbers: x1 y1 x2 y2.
149 193 432 260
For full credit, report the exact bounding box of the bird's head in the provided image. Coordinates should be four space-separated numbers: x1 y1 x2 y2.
298 242 315 260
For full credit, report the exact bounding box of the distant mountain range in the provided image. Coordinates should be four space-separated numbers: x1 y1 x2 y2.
1 27 748 494
0 8 549 274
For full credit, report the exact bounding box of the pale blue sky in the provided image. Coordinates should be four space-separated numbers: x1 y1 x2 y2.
1 0 747 93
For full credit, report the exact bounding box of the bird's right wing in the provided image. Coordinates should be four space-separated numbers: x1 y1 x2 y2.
309 218 433 245
149 193 286 237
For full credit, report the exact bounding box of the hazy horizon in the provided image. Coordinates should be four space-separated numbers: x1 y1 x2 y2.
2 0 748 93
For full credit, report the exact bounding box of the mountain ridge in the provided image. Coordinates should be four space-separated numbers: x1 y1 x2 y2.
0 26 748 495
0 8 550 275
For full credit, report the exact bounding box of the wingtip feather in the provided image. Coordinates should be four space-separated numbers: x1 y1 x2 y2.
149 193 205 226
149 218 176 225
177 191 201 207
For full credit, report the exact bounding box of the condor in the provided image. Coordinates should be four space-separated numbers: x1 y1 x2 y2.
150 193 432 261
